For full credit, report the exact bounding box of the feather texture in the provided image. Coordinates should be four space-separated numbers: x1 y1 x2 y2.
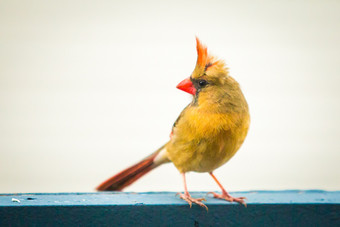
96 146 168 191
96 38 249 196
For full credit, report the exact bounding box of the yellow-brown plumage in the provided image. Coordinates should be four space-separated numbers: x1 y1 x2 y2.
97 38 250 209
166 38 250 173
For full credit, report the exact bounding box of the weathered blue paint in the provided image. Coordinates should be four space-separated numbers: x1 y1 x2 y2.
0 191 339 226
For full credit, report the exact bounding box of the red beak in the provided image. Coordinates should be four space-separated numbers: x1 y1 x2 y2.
176 77 196 95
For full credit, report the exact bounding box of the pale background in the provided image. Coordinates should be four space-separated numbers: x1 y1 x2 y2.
1 0 339 193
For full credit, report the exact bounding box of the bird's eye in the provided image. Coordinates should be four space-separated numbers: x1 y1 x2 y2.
198 79 207 87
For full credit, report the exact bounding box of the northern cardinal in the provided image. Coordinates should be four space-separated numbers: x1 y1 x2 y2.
97 38 250 210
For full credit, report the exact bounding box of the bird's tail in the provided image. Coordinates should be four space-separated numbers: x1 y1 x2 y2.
96 144 169 191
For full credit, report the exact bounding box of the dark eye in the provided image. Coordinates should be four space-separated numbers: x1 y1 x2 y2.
198 79 207 87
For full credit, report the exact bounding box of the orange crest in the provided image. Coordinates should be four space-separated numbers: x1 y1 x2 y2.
195 37 208 69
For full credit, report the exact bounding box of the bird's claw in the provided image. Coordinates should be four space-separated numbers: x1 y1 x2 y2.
208 192 247 207
176 192 208 211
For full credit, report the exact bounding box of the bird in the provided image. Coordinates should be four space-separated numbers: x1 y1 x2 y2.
96 38 250 210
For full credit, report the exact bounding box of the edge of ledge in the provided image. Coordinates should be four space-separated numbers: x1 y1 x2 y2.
0 190 339 207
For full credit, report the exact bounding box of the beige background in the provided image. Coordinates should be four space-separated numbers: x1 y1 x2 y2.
1 0 339 193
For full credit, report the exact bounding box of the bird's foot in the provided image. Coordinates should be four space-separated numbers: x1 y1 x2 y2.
208 191 247 207
176 192 208 211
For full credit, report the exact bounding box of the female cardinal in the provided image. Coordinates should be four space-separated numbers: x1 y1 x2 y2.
97 38 250 210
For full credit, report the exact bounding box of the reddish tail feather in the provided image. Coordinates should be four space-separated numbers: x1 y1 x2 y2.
96 148 163 191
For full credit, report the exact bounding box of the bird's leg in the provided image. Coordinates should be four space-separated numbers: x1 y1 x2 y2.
176 173 208 210
208 172 247 207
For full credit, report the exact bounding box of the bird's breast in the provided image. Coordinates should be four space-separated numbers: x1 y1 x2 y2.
166 109 250 173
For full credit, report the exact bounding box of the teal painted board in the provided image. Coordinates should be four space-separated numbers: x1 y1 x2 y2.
1 191 339 206
0 191 339 226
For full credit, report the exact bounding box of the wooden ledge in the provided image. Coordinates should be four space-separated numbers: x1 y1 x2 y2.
1 191 339 226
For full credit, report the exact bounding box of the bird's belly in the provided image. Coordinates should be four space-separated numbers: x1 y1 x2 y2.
189 147 233 173
166 132 241 173
166 109 250 173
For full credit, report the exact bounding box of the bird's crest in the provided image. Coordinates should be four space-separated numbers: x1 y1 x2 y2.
194 37 218 74
196 37 208 69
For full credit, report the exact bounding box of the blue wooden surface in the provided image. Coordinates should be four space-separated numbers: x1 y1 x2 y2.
0 191 339 226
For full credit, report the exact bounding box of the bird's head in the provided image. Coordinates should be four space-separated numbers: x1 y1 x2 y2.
176 38 247 112
176 37 232 97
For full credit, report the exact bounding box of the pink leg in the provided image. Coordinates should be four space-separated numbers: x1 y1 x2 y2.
208 172 247 207
177 173 208 210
